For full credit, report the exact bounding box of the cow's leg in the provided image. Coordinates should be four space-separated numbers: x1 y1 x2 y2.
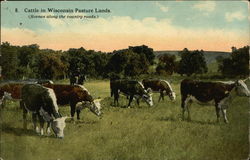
114 92 119 106
159 91 164 102
136 98 140 106
38 115 45 136
182 95 192 121
128 95 134 107
46 122 51 135
21 101 28 129
32 113 39 133
221 109 228 123
215 103 221 123
70 102 76 120
181 96 186 120
76 108 82 120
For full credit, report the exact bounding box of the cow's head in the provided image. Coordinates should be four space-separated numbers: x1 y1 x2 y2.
90 99 102 117
78 99 102 117
235 80 250 97
51 116 68 139
168 91 176 101
142 88 153 106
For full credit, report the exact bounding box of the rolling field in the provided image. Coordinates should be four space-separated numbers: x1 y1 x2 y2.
0 80 249 160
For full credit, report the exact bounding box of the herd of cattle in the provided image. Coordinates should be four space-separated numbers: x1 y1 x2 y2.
0 77 249 138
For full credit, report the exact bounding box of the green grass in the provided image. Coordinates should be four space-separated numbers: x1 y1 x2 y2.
0 79 249 160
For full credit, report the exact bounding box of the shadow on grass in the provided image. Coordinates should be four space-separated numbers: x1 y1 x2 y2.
1 123 36 136
1 123 60 139
74 120 98 125
156 116 218 125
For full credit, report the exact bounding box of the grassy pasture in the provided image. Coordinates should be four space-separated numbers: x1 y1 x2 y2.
0 80 249 160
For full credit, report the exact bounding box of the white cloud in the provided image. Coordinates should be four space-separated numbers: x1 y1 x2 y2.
193 1 216 12
1 15 248 52
155 2 169 12
225 11 246 22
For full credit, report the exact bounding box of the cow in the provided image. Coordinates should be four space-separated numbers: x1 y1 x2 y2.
0 83 24 99
42 84 101 120
20 84 67 138
142 79 176 102
180 79 250 123
76 99 102 120
70 74 86 85
0 80 53 100
110 79 153 107
0 92 12 108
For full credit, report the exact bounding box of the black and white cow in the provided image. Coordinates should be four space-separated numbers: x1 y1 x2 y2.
20 84 68 138
142 79 176 102
180 79 250 123
110 79 153 107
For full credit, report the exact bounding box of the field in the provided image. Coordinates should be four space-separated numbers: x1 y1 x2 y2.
0 79 249 160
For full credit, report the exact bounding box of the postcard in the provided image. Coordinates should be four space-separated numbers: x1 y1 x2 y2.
0 1 249 160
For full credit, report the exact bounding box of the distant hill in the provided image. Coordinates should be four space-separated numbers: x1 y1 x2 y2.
154 50 231 64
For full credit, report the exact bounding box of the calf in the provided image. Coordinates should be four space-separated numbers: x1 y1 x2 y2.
142 79 176 102
20 84 67 138
110 79 153 107
43 84 101 120
180 79 250 123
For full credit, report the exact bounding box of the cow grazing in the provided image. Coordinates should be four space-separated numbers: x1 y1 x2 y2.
180 79 250 123
42 84 101 120
110 79 153 107
76 99 102 120
20 84 67 138
142 79 176 102
0 92 12 108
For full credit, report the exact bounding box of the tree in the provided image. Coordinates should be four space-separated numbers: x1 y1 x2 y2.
36 52 67 79
177 48 208 76
156 54 177 75
218 46 249 77
0 42 19 79
129 45 155 65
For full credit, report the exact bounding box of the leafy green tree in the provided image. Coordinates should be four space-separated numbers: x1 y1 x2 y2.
156 54 176 75
178 48 208 76
218 46 249 77
0 42 19 79
37 52 67 79
129 45 155 65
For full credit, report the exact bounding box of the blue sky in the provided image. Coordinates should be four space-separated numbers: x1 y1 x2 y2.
1 1 249 52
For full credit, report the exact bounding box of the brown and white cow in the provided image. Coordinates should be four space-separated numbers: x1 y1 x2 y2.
21 84 67 138
142 79 176 102
180 79 250 123
42 84 102 120
0 83 24 99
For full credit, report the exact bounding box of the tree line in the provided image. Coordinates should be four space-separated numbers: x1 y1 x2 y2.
0 42 249 80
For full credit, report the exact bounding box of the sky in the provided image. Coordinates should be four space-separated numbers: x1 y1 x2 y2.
1 1 249 52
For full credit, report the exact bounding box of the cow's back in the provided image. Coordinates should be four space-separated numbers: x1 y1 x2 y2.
21 84 47 111
181 79 235 102
43 84 93 105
